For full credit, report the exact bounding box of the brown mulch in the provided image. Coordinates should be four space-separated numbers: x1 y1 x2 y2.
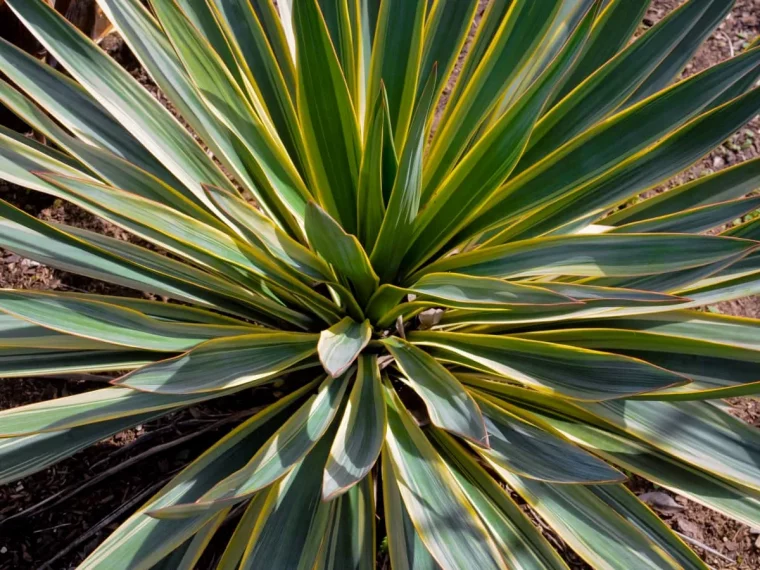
1 1 760 568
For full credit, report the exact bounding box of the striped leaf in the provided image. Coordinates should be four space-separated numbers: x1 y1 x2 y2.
518 327 760 400
605 156 760 226
115 334 319 394
317 475 376 569
414 234 757 281
404 5 597 271
236 419 338 569
150 374 347 518
323 355 385 499
589 485 708 570
583 399 760 492
501 470 682 569
366 0 426 149
474 394 624 484
522 0 719 166
537 412 760 530
431 429 569 570
382 337 488 445
0 290 257 352
0 412 160 486
370 66 438 282
356 87 392 250
424 0 566 194
318 317 372 377
626 0 734 106
381 450 441 570
150 0 309 234
410 331 687 401
0 386 242 436
383 383 507 570
79 382 317 569
295 0 362 232
6 0 234 206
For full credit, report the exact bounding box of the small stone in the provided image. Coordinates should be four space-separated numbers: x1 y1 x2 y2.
713 155 726 169
0 547 7 554
638 491 685 514
418 308 444 329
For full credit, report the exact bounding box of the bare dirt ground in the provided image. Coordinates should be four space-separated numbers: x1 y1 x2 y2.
1 1 760 568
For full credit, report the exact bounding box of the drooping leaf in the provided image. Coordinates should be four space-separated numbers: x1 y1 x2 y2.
410 331 688 401
431 429 569 570
383 383 507 570
501 470 682 569
0 290 257 352
323 354 385 499
316 474 376 569
150 374 347 517
381 451 441 570
318 317 372 377
382 337 488 445
114 334 319 394
413 234 757 281
79 382 317 569
473 394 625 484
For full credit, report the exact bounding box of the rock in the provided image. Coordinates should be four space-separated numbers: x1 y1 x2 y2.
418 308 444 329
713 155 726 169
638 491 685 514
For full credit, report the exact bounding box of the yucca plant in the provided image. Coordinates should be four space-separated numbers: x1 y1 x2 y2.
2 0 760 567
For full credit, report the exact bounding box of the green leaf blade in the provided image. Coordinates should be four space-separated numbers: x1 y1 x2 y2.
318 318 372 378
323 355 385 499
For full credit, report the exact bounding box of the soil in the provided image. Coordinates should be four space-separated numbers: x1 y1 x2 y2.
1 1 760 568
